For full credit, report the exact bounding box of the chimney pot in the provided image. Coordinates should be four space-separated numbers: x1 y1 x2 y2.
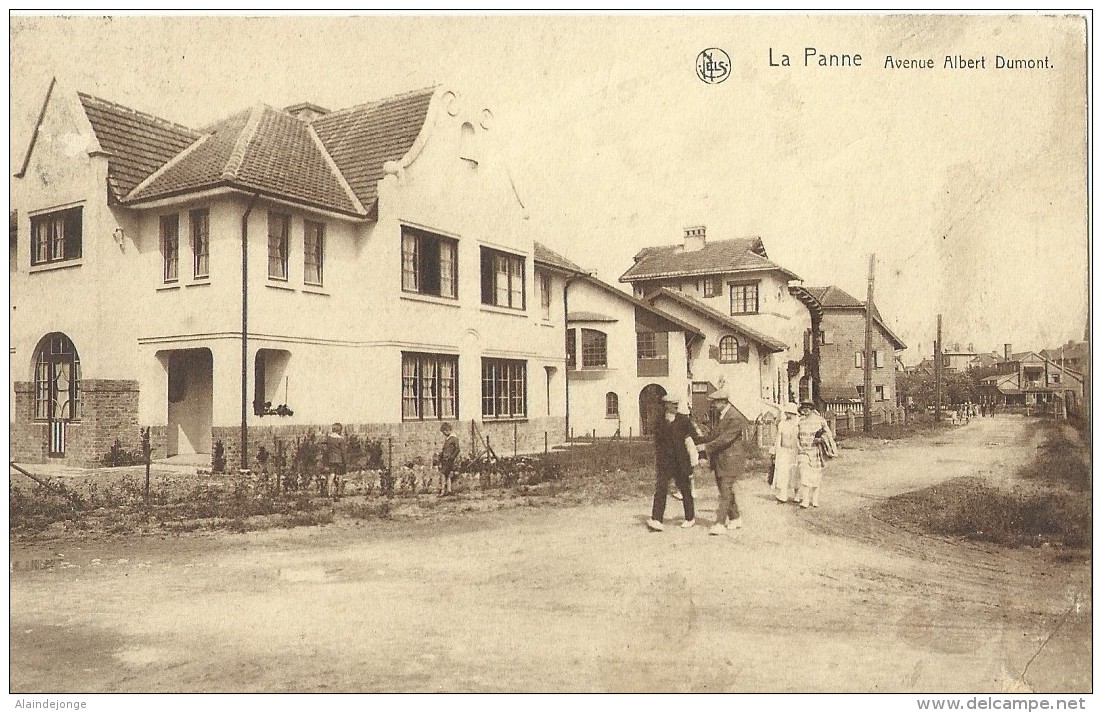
683 225 707 253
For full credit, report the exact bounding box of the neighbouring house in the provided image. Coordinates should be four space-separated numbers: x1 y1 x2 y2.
618 226 814 422
939 345 979 373
564 274 703 438
10 80 570 468
802 286 907 415
967 352 1002 370
1040 340 1089 372
981 350 1084 409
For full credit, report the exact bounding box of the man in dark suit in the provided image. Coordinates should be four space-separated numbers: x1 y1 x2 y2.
697 387 751 536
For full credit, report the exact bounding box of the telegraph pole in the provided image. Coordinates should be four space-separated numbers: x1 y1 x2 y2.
863 254 875 432
934 314 943 422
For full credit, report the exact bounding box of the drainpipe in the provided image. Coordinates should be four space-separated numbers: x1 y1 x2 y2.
240 193 260 470
563 274 579 441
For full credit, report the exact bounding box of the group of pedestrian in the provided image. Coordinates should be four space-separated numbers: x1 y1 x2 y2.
979 400 997 418
647 392 837 535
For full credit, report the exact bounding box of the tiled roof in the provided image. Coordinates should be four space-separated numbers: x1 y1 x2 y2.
534 242 586 273
804 285 907 350
619 237 800 283
77 92 200 201
73 87 437 217
311 87 435 211
646 288 787 352
576 276 704 338
128 105 360 215
820 384 861 401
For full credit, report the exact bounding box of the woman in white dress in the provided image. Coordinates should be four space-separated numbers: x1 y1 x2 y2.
771 402 800 503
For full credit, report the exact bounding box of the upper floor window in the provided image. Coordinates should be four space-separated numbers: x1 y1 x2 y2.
268 211 290 280
190 209 209 278
875 385 886 401
31 206 82 266
580 329 608 369
703 277 721 298
719 335 749 363
161 214 179 282
855 351 864 369
637 331 669 360
730 282 759 315
481 247 525 309
402 225 458 298
820 330 833 345
304 220 325 286
538 270 552 320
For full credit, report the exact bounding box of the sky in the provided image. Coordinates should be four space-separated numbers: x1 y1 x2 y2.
9 13 1089 362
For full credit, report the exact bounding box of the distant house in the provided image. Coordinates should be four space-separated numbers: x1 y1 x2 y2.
1040 341 1089 372
563 274 702 438
967 352 1002 370
803 286 907 414
619 226 816 420
981 351 1084 408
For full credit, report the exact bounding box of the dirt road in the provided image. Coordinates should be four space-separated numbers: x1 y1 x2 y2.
9 415 1090 692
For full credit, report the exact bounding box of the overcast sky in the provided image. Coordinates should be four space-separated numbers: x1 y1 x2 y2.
10 13 1088 361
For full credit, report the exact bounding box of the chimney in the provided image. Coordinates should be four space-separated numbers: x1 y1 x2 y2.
683 225 706 253
283 102 330 122
1004 343 1012 362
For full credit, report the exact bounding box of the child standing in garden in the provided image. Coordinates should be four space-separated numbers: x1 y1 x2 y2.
323 422 348 500
439 423 461 496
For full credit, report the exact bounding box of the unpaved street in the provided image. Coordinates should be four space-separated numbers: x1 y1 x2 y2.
9 416 1090 692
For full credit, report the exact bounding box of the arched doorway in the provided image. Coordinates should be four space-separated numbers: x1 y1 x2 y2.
638 383 667 437
32 333 80 456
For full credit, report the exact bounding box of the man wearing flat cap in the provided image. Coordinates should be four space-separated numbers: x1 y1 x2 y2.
646 393 698 532
696 386 751 535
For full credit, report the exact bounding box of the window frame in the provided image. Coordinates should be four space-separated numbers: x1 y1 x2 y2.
538 270 552 320
30 206 82 267
161 213 180 283
304 220 325 287
33 334 81 422
190 208 210 279
480 246 526 310
481 358 527 419
729 281 760 315
401 225 459 299
580 328 608 369
267 211 291 281
703 277 721 298
875 385 886 401
605 392 619 419
718 335 748 363
401 352 459 422
566 329 577 370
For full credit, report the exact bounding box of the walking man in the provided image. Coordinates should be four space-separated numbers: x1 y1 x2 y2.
438 422 461 496
646 394 698 531
696 387 750 536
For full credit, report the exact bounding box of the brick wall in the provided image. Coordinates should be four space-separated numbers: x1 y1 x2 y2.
11 379 144 467
211 416 567 472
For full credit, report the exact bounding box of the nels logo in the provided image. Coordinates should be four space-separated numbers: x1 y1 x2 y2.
696 47 731 84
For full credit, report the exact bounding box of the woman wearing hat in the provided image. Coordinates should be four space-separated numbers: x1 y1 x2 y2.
646 393 698 532
770 402 801 503
795 400 836 508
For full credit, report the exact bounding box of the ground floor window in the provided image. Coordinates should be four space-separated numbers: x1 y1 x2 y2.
606 392 619 418
33 333 81 421
482 358 526 419
402 353 458 421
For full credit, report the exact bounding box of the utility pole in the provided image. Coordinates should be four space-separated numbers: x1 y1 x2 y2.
863 254 875 433
934 314 943 422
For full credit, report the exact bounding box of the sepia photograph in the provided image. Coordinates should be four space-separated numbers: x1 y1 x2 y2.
7 11 1091 704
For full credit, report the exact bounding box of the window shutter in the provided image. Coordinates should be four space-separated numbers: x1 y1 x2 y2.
708 345 720 361
738 345 750 363
855 351 863 368
480 250 494 304
64 209 82 260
